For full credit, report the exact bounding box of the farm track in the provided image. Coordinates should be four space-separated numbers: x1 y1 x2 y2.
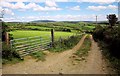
2 35 114 74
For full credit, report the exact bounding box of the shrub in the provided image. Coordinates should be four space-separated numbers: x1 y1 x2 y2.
62 28 71 32
92 25 120 73
2 42 20 63
49 35 82 52
93 25 105 41
93 25 120 58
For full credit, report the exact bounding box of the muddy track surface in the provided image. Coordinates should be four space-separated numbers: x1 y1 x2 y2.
2 35 113 74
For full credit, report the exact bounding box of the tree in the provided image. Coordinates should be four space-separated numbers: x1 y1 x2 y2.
107 14 118 27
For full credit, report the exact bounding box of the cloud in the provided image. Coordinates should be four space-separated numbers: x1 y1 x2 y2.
0 7 14 16
0 7 4 17
26 3 39 9
0 1 25 9
3 0 119 4
45 1 57 7
33 6 62 11
55 0 69 2
70 6 80 10
1 0 29 2
0 1 62 11
33 5 62 11
87 5 117 11
4 8 14 15
107 5 118 10
43 6 62 11
0 7 3 12
87 6 106 11
3 14 107 22
77 0 117 4
13 2 26 9
1 0 69 3
1 0 118 3
0 1 12 8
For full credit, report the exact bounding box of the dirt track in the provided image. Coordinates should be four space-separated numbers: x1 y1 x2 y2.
2 35 113 74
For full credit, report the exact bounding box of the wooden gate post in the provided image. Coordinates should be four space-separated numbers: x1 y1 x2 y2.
5 32 9 46
51 29 54 47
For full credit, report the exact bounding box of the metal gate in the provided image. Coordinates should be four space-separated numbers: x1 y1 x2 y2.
10 35 51 57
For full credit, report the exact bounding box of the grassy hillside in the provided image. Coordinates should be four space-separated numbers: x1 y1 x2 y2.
6 22 95 33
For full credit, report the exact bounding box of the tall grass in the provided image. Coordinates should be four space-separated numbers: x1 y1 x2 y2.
30 51 46 62
74 35 91 58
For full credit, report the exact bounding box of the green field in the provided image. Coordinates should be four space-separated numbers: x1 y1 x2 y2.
25 26 52 29
8 22 95 41
9 30 75 41
3 21 95 64
7 21 95 33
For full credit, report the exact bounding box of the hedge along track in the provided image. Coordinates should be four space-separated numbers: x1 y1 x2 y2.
3 34 112 74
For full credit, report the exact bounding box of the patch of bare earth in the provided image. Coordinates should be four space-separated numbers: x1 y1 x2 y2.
0 69 2 75
71 35 114 74
2 35 113 74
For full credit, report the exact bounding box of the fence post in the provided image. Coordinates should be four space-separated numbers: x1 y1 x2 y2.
5 32 9 46
51 29 54 47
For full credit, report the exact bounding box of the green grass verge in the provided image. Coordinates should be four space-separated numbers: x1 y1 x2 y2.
2 58 23 65
30 51 46 62
74 35 91 58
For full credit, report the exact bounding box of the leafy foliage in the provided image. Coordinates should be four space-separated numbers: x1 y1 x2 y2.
2 42 21 64
92 24 120 73
107 14 118 27
49 35 83 52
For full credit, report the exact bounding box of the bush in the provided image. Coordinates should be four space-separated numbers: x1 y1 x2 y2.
93 25 105 41
93 25 120 58
2 42 20 64
49 35 82 52
92 25 120 73
62 28 71 32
